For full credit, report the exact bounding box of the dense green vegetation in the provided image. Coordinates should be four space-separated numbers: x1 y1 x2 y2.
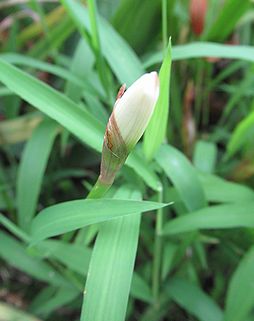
1 0 254 320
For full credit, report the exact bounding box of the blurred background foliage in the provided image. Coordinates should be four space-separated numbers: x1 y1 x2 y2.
1 0 254 320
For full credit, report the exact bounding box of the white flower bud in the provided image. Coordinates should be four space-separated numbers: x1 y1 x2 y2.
99 72 159 185
113 71 159 149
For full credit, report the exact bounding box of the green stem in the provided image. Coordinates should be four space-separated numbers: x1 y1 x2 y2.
152 189 164 304
162 0 168 54
75 178 111 243
87 177 112 199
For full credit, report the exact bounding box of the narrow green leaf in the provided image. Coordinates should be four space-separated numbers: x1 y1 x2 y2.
199 174 254 203
61 0 144 86
31 198 169 244
17 120 59 230
29 286 56 314
0 58 104 152
38 240 91 275
81 187 141 321
193 141 217 174
156 145 206 211
0 230 69 287
127 151 162 191
163 202 254 235
0 53 103 98
130 273 153 304
144 43 254 68
29 15 74 58
227 108 254 157
143 40 172 161
0 214 30 243
225 246 254 321
33 286 79 316
168 278 223 321
204 0 250 42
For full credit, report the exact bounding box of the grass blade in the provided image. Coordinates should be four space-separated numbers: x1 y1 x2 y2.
193 141 217 174
0 58 104 151
167 278 223 321
0 230 69 287
144 43 254 68
227 108 254 158
156 145 206 211
0 53 103 98
204 0 250 42
81 187 141 321
61 0 144 85
143 40 172 161
17 120 59 230
31 198 169 244
199 174 254 203
225 246 254 321
163 202 254 235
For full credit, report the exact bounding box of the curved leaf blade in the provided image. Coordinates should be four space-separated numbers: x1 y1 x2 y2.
163 202 254 235
225 246 254 321
31 199 169 244
156 145 206 212
17 120 59 230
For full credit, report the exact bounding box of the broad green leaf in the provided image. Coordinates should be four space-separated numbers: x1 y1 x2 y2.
17 120 59 230
31 198 169 244
204 0 251 42
143 40 172 161
0 230 68 287
61 0 144 86
81 187 141 321
0 302 41 321
144 43 254 68
163 202 254 235
0 59 160 191
225 246 254 321
156 145 206 212
199 174 254 203
227 108 254 157
168 278 223 321
193 141 217 174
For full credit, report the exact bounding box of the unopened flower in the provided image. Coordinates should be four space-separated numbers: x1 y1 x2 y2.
190 0 207 36
99 72 159 186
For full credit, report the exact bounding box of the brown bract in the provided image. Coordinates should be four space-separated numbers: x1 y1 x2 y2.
99 112 128 185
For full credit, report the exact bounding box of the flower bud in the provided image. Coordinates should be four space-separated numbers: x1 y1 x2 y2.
99 72 159 185
190 0 207 36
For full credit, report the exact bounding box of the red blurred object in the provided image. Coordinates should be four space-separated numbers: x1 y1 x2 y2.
190 0 207 35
